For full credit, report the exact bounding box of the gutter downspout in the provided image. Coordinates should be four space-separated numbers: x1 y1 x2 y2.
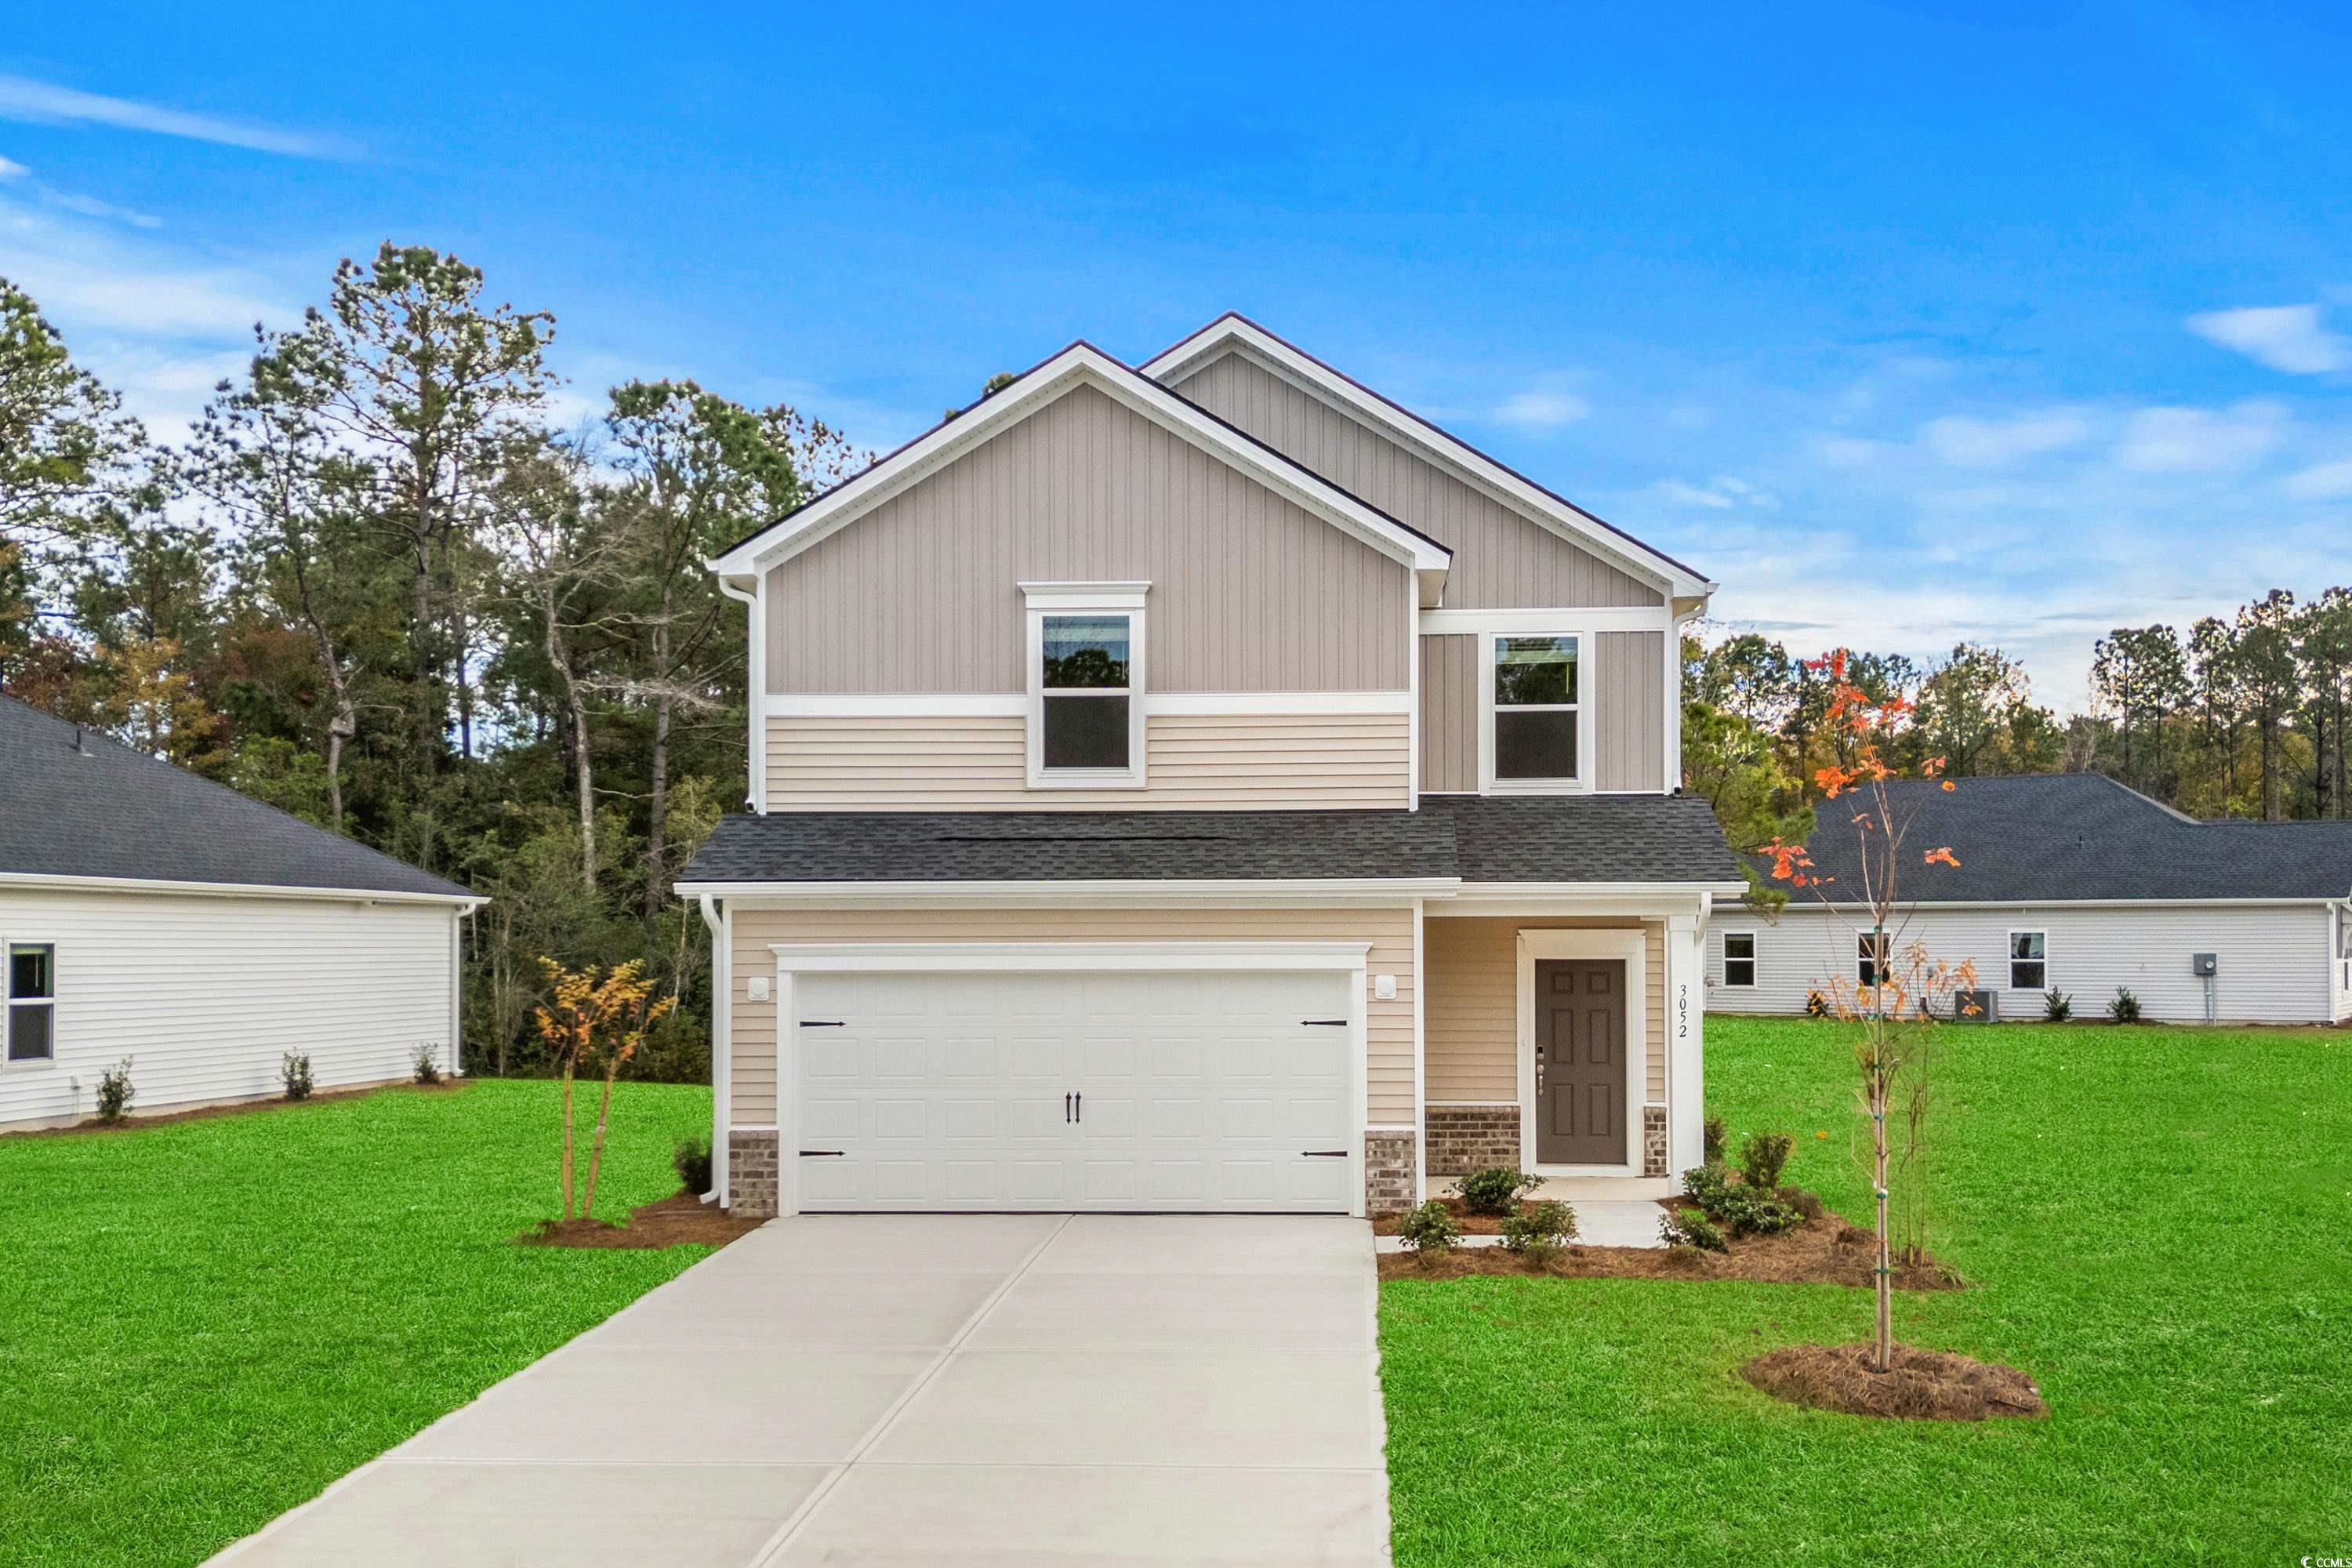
698 891 731 1204
715 574 763 812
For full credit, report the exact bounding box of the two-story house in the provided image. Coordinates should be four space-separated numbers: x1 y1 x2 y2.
677 315 1745 1219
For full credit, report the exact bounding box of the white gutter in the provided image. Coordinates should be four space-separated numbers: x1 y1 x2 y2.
696 891 730 1204
0 870 483 907
1738 895 2350 911
673 877 1462 908
716 575 762 812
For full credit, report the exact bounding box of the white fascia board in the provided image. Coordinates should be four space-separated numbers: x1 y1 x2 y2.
677 877 1457 908
1732 895 2343 913
768 938 1373 972
0 870 483 908
1420 607 1674 635
1432 883 1744 918
706 343 1451 583
1142 316 1715 603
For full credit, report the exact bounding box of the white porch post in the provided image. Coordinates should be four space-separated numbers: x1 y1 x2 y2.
1666 909 1705 1180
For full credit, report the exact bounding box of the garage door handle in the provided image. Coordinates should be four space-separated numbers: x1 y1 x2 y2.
798 1149 845 1157
1301 1149 1348 1158
1301 1018 1348 1027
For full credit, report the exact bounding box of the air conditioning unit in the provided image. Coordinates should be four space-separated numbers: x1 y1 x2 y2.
1952 988 1998 1022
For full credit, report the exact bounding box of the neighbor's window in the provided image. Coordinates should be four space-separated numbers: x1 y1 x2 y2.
1722 931 1756 987
1492 634 1580 782
1857 931 1890 986
2009 931 2047 990
6 942 54 1062
1040 614 1132 772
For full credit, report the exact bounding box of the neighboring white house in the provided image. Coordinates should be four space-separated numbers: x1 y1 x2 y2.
1 695 483 1130
1708 775 2352 1025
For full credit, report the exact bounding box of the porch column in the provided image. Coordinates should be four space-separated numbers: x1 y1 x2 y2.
1665 911 1704 1180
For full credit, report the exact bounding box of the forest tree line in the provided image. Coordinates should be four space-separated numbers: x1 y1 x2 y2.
5 243 2347 1079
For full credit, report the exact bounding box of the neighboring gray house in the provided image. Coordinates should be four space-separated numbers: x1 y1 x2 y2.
678 315 1747 1220
0 695 482 1129
1708 774 2352 1025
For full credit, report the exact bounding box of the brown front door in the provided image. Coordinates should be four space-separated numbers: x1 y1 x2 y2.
1535 960 1627 1166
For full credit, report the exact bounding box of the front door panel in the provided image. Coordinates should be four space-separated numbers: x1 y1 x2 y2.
1534 959 1628 1166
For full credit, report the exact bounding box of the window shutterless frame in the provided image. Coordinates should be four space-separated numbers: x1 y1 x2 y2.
1022 583 1148 789
1722 931 1756 987
1857 931 1890 986
1477 630 1590 793
4 940 56 1065
2007 929 2047 991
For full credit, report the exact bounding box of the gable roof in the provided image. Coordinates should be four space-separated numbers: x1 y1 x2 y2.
0 695 477 902
706 340 1454 604
1142 313 1715 606
1760 773 2352 905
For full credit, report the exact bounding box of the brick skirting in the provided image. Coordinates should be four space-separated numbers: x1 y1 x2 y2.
728 1128 780 1218
1425 1105 1521 1176
1365 1130 1417 1217
1641 1105 1669 1178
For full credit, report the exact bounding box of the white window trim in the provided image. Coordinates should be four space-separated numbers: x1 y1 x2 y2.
1515 927 1646 1177
1721 931 1757 988
2007 928 2048 991
1022 583 1149 789
3 938 57 1069
1857 930 1890 985
1478 629 1592 795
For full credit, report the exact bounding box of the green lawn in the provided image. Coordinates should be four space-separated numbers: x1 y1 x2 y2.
0 1079 713 1568
1381 1018 2352 1566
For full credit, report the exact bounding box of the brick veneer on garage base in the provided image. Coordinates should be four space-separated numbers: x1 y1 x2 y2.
1424 1105 1521 1176
728 1129 780 1218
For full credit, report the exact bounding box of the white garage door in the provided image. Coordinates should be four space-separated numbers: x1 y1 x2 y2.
791 967 1356 1213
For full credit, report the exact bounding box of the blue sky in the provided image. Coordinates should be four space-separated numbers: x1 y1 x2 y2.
4 2 2349 709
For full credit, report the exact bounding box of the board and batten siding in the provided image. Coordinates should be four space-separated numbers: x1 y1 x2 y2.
764 383 1412 695
730 906 1419 1128
0 889 457 1128
1422 916 1668 1104
766 712 1410 811
1418 629 1666 794
1706 903 2344 1025
1171 347 1663 612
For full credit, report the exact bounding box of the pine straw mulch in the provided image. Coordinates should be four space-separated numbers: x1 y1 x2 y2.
1740 1342 2047 1421
9 1078 465 1138
515 1189 765 1250
1376 1197 1964 1289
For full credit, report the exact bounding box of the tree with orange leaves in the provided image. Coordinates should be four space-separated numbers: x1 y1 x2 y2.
1758 649 1977 1374
532 958 677 1221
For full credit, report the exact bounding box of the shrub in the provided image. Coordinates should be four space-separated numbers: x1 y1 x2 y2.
1702 1116 1727 1164
1660 1208 1727 1251
1804 989 1830 1018
1680 1161 1798 1236
1455 1166 1543 1217
280 1051 314 1102
1396 1200 1462 1257
1500 1199 1578 1261
1679 1162 1730 1209
1739 1130 1794 1193
2044 988 2073 1022
673 1135 713 1194
2108 987 2142 1025
1781 1186 1826 1222
95 1058 136 1124
412 1042 443 1085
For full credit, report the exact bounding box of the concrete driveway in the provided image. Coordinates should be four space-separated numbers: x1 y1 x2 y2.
212 1214 1389 1566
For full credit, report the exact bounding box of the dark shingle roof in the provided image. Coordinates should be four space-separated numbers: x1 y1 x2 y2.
679 794 1743 887
1759 774 2352 903
0 695 474 899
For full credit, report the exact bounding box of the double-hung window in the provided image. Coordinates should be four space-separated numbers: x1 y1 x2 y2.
1857 931 1889 986
1487 633 1582 788
1024 583 1147 786
2009 931 2047 991
5 942 54 1063
1722 931 1756 988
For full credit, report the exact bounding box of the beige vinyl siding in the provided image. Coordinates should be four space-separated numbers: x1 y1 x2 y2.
764 711 1410 810
1417 628 1666 794
1419 635 1477 793
1422 916 1667 1104
1172 347 1663 611
729 906 1419 1127
764 383 1411 695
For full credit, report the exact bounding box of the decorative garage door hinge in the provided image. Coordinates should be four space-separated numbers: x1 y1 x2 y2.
1300 1018 1348 1027
1301 1149 1349 1157
797 1149 846 1157
798 1020 846 1027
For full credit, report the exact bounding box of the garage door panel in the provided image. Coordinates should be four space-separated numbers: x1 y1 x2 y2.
791 967 1355 1214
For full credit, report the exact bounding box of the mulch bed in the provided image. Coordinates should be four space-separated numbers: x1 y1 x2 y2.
515 1189 764 1250
1377 1197 1962 1288
9 1078 464 1138
1740 1341 2047 1421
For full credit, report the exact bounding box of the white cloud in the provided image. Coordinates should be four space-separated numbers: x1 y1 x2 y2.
1491 386 1590 430
1814 434 1879 469
0 74 349 158
1655 475 1777 510
1922 410 2088 466
2283 459 2352 500
2114 402 2287 472
38 187 160 228
2186 303 2352 375
0 154 24 179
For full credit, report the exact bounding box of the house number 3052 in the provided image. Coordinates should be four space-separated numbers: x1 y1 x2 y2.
1677 984 1690 1040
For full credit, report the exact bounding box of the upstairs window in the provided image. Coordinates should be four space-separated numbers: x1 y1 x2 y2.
1722 931 1756 987
2009 931 2047 991
6 942 54 1062
1489 633 1581 786
1024 583 1148 787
